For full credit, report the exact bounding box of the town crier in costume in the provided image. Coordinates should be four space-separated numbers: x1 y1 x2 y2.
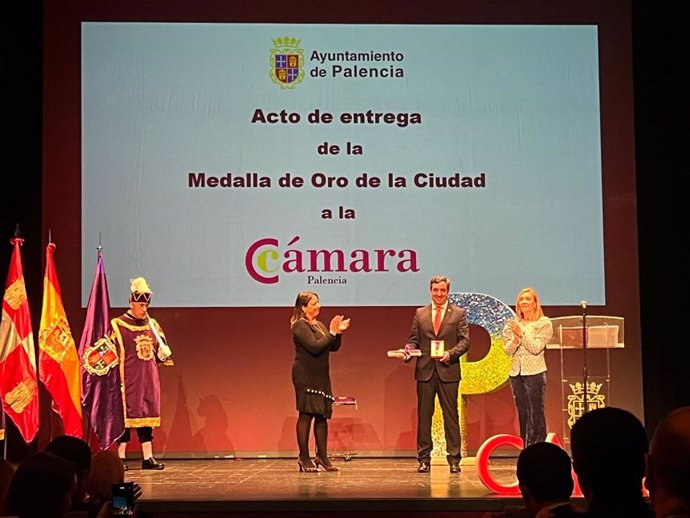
112 277 173 470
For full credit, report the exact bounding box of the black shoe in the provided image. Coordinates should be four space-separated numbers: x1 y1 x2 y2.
142 457 165 470
417 461 431 473
120 458 128 471
449 462 461 474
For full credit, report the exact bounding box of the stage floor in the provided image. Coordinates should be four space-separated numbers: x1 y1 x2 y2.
125 457 527 517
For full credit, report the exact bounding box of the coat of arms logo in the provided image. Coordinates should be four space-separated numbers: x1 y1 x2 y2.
269 37 304 89
567 381 606 428
82 336 119 376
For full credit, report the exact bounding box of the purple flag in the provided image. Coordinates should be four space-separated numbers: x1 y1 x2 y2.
78 250 124 449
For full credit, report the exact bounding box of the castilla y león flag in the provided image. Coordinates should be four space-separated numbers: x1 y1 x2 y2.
0 238 40 444
38 242 83 438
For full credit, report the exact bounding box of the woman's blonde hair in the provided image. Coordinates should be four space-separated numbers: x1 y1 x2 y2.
290 291 318 327
515 287 544 321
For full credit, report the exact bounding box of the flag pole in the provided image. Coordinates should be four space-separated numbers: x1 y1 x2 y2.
47 233 54 442
4 231 20 457
79 244 113 448
3 229 19 457
84 244 102 448
2 231 41 447
1 226 9 457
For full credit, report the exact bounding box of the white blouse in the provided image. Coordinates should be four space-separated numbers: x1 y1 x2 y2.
503 316 553 376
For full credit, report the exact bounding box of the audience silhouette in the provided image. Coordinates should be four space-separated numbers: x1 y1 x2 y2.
570 406 653 518
45 435 93 516
645 405 690 518
5 451 77 518
84 449 136 518
481 442 584 518
0 458 15 516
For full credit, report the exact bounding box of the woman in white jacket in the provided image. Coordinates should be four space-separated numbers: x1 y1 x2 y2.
503 287 553 447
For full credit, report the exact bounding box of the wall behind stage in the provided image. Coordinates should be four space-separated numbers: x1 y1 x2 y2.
41 0 640 456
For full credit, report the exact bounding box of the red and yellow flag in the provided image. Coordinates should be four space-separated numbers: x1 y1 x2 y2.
39 242 83 438
0 238 40 444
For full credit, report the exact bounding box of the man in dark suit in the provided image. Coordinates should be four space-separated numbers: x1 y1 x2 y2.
407 275 470 473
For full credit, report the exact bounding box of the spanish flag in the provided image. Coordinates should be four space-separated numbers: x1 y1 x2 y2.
0 238 40 444
38 242 83 438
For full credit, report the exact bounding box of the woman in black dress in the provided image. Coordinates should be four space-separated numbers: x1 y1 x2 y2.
290 291 351 472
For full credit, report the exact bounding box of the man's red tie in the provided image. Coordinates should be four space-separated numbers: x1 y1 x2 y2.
434 306 442 335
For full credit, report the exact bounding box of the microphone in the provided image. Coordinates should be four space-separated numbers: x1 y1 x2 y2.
580 300 588 309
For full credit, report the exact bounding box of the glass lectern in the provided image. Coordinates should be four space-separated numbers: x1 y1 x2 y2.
547 315 624 449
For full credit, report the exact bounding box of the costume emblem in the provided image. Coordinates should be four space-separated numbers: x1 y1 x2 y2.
135 334 155 361
567 381 605 428
269 37 304 89
82 336 119 376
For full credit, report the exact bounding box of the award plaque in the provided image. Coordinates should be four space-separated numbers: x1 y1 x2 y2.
387 346 422 359
431 340 445 358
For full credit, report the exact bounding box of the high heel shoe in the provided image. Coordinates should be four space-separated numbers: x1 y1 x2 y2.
314 455 340 472
298 457 319 473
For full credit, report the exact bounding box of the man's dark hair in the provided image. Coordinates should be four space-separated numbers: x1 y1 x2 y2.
45 434 93 508
517 442 574 502
6 452 77 517
429 275 450 289
648 406 690 500
570 406 648 493
45 435 92 477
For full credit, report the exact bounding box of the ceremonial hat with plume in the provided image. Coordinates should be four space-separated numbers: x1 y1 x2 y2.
129 277 152 303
